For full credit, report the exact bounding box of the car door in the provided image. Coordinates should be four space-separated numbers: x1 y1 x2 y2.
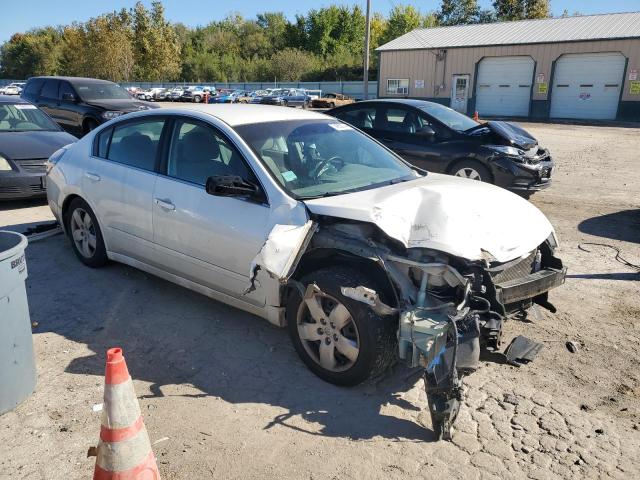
36 79 60 121
85 117 166 266
152 117 271 306
371 105 453 173
55 81 82 134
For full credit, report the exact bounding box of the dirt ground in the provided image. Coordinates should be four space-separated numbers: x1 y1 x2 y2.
0 122 639 479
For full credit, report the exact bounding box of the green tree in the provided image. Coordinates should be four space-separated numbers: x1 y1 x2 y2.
526 0 550 19
493 0 525 20
269 48 318 81
437 0 481 26
0 28 62 78
380 5 424 45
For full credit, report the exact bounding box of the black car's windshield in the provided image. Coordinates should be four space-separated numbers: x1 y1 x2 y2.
419 103 479 132
235 120 418 198
0 103 60 132
74 82 131 101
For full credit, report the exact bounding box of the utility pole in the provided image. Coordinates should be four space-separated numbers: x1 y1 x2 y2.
363 0 371 100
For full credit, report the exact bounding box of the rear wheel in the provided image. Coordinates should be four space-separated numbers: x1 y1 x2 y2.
194 95 202 103
65 198 108 268
287 266 397 386
451 160 491 183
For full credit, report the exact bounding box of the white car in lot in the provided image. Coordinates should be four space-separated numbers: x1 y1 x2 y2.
0 82 25 95
45 104 565 438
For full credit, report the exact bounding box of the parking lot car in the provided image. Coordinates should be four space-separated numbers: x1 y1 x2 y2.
328 99 555 196
0 96 76 199
167 88 184 102
254 88 310 108
46 104 565 437
312 93 354 108
209 90 246 103
181 86 215 103
0 82 26 95
21 76 159 137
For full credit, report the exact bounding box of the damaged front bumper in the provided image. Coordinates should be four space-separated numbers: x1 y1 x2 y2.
389 252 565 440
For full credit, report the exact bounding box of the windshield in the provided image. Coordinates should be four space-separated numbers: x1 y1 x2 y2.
419 103 478 132
0 103 60 132
235 119 418 198
74 82 131 101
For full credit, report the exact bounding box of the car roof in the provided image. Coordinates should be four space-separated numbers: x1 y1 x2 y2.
28 76 116 85
135 104 329 127
347 98 441 108
0 95 31 105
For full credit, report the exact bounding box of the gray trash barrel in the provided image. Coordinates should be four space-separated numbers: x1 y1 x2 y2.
0 230 36 415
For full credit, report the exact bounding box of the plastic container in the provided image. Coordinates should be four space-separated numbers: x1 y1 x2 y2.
0 230 36 415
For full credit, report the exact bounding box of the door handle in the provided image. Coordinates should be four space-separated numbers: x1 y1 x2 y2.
154 198 175 211
85 172 101 181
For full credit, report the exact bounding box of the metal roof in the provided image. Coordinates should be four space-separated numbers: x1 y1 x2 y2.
376 12 640 51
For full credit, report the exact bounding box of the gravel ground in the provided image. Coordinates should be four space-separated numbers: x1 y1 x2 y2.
0 122 639 479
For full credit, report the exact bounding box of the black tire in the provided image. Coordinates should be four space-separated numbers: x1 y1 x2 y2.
64 198 108 268
194 95 202 103
83 119 99 135
287 266 397 386
449 159 492 183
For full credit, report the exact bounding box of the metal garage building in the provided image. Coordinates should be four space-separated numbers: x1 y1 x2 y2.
376 12 640 121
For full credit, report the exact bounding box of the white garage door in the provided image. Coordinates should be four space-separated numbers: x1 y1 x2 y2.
475 56 534 117
550 53 625 120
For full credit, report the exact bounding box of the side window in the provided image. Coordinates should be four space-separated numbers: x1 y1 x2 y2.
40 80 59 99
59 82 75 100
107 120 164 171
94 127 113 158
24 79 44 96
167 120 251 186
335 107 376 130
376 107 425 134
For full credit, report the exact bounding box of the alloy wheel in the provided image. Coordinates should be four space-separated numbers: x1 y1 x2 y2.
297 289 360 372
455 167 482 181
70 208 97 259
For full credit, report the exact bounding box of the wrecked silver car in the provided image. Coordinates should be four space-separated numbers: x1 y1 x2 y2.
46 105 566 440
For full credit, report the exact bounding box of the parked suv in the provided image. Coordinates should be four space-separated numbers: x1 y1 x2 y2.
328 99 554 197
21 76 159 136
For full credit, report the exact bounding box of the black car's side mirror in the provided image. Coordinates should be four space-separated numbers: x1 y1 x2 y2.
205 175 261 200
62 93 77 102
417 125 436 139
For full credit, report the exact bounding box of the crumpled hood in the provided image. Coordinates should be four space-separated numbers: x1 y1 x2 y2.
486 121 538 150
304 173 553 263
84 99 158 111
0 131 77 160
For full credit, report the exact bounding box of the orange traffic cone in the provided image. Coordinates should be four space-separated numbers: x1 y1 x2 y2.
473 111 479 122
93 348 160 480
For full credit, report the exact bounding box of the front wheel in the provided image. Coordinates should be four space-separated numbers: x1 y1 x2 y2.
194 95 202 103
287 266 397 386
451 160 491 183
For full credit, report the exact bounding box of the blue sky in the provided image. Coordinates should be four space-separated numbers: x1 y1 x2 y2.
1 0 638 43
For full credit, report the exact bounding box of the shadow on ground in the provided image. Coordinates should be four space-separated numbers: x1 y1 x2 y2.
27 235 434 443
578 209 640 244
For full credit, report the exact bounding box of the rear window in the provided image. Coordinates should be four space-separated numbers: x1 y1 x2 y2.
24 79 45 96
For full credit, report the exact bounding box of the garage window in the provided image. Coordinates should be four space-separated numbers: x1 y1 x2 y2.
387 79 409 95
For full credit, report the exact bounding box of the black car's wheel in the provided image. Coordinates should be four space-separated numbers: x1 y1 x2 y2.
451 160 492 183
65 198 108 268
287 266 397 386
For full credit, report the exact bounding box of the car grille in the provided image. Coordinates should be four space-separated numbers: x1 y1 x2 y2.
15 158 47 173
491 250 537 284
0 184 44 194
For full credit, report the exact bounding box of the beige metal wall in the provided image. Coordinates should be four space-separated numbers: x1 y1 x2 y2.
378 39 640 102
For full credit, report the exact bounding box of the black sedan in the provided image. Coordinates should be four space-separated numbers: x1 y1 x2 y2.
327 99 554 196
0 96 76 200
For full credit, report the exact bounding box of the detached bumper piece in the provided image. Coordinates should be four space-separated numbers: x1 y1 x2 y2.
496 267 567 305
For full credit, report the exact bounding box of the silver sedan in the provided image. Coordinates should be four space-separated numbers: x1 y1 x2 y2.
46 105 565 437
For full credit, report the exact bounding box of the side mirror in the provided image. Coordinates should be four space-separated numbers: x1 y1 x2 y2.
62 93 77 102
417 125 436 139
205 175 260 200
